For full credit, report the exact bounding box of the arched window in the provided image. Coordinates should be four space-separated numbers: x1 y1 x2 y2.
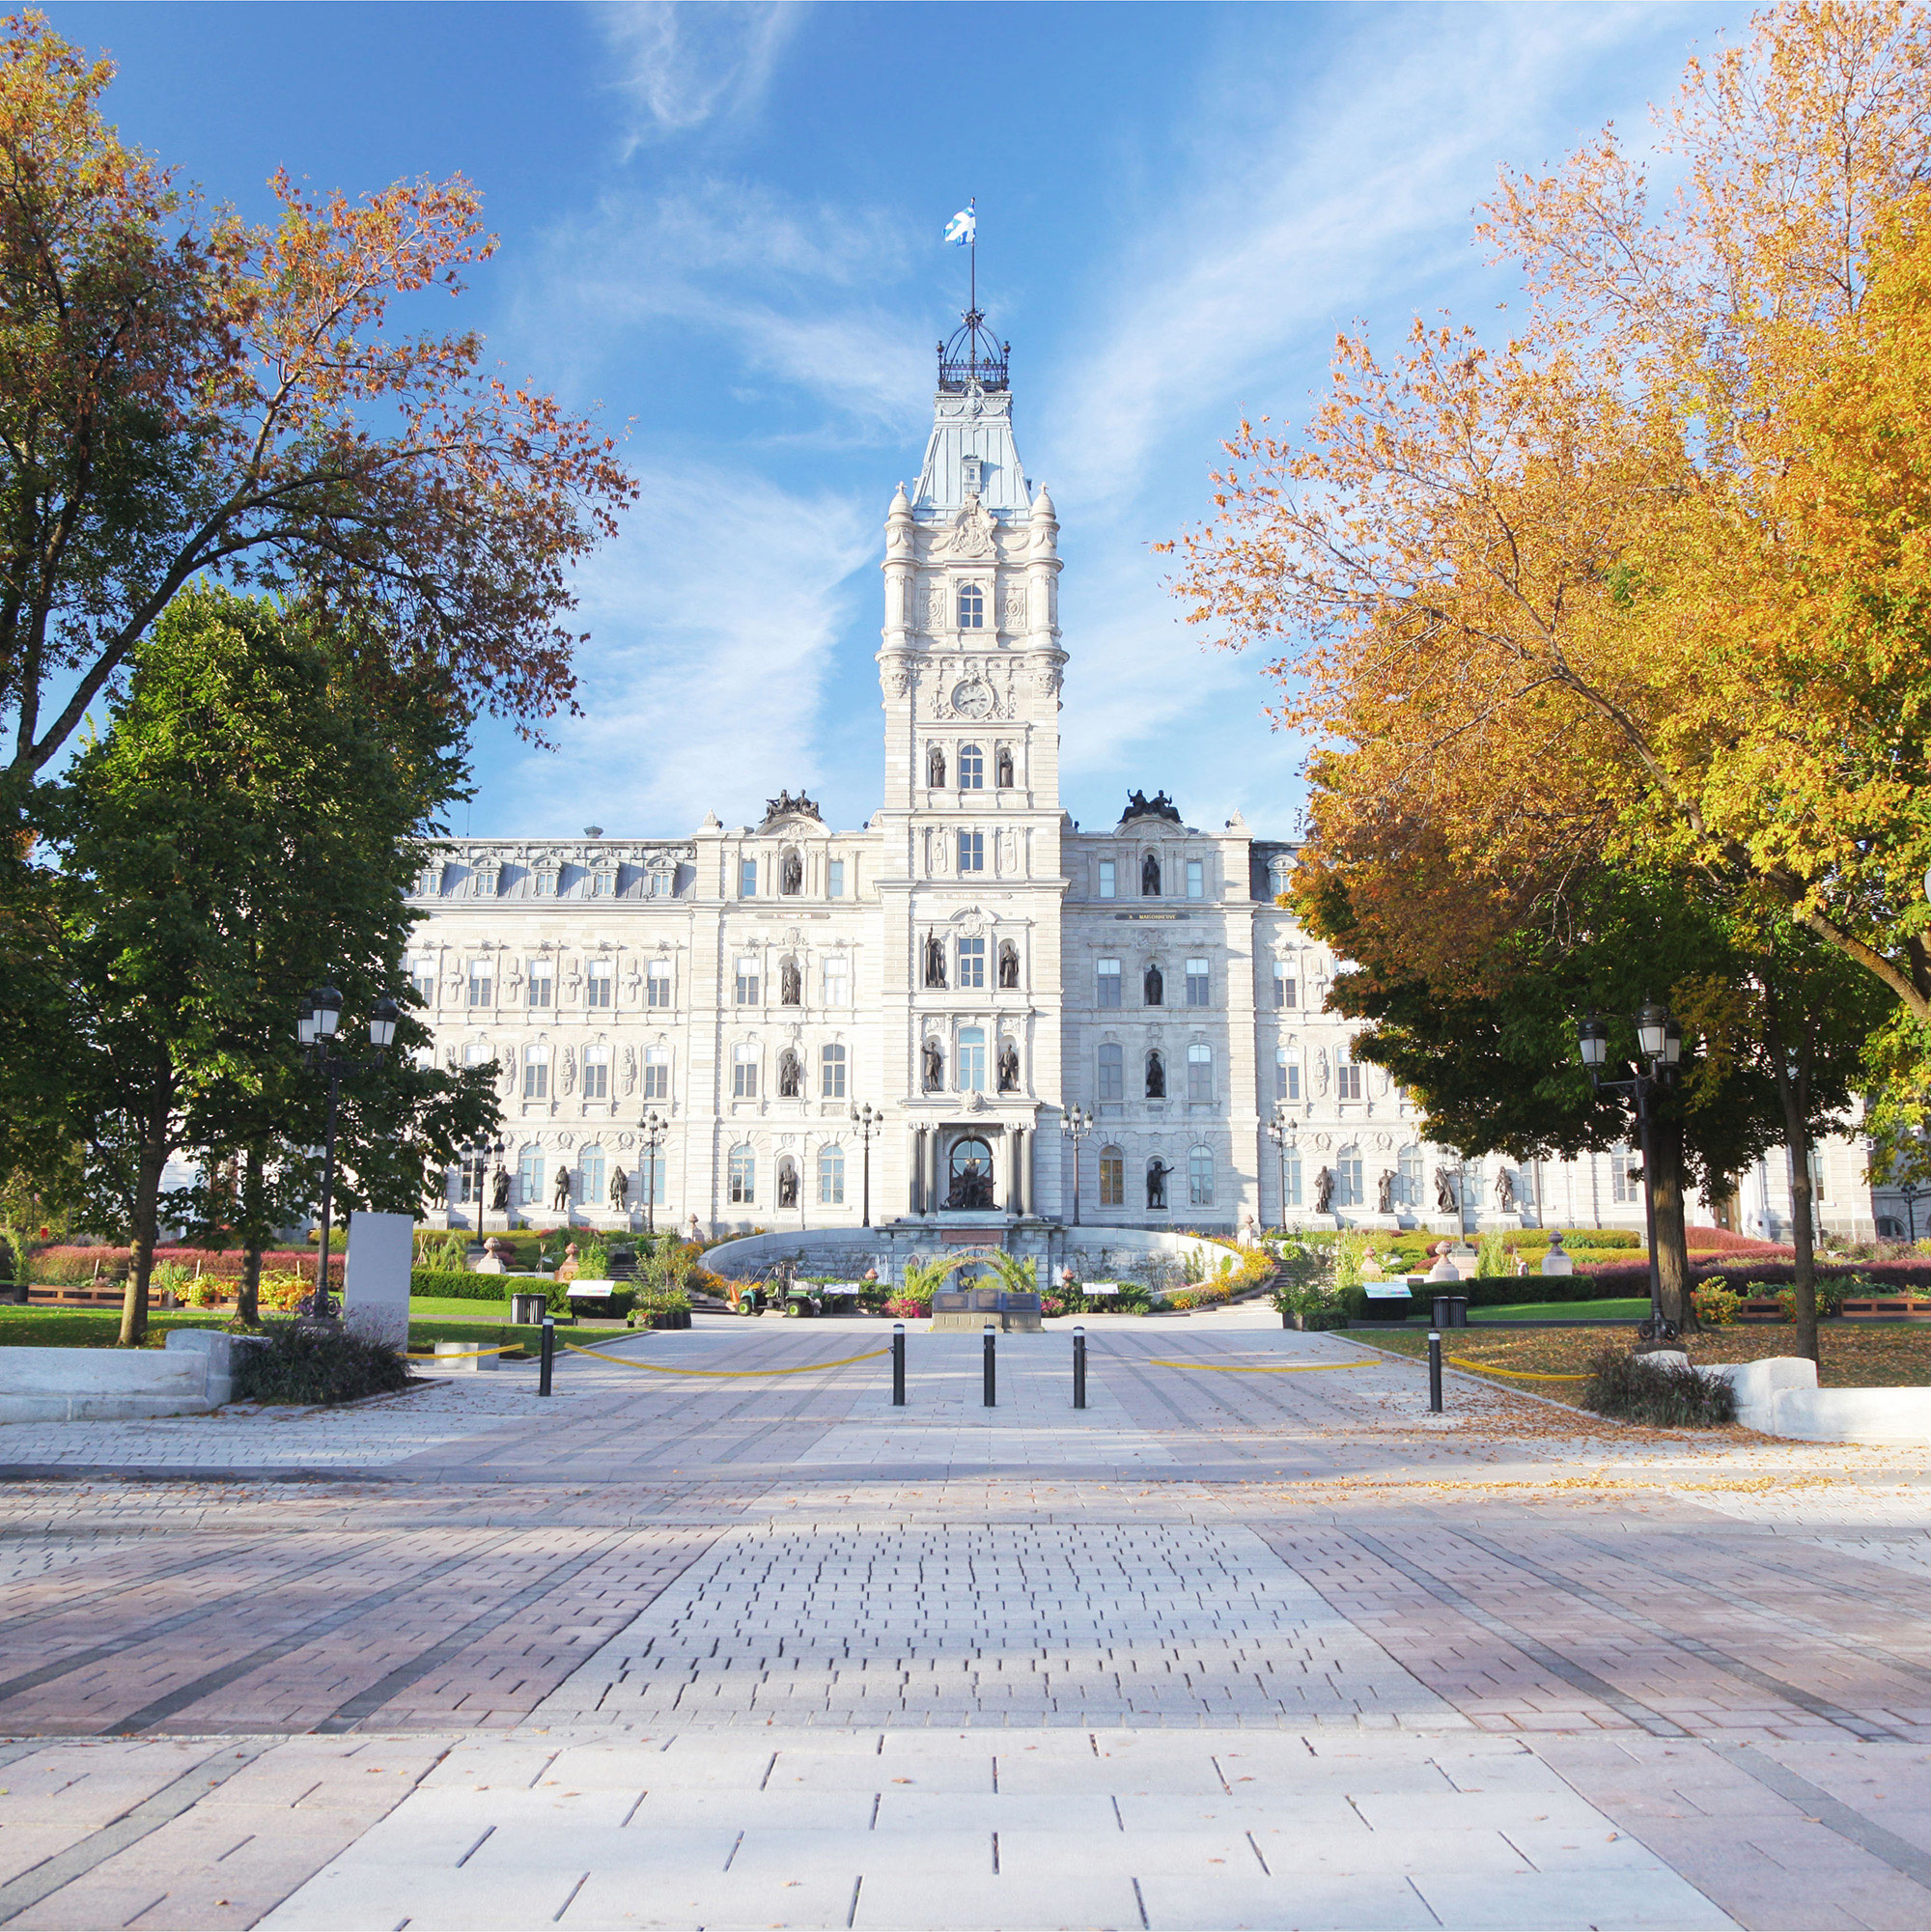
1336 1143 1363 1208
818 1143 846 1206
1189 1145 1215 1208
1099 1144 1125 1208
778 1050 802 1098
948 1136 994 1208
1397 1143 1422 1210
579 1144 606 1206
728 1144 756 1205
1145 1049 1166 1099
959 743 984 789
959 582 985 628
957 1026 986 1091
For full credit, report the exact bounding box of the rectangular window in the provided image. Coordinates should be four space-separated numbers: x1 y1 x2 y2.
1335 1046 1363 1103
1276 1051 1301 1104
411 959 436 1007
1098 1043 1124 1104
958 937 986 989
733 1046 758 1099
1283 1150 1302 1208
467 962 492 1008
818 1144 846 1206
643 1047 669 1102
823 958 850 1006
1096 958 1121 1008
1611 1148 1639 1204
1098 859 1116 900
958 829 984 872
735 957 759 1004
1099 1148 1125 1208
638 1150 666 1206
957 1027 986 1092
526 960 552 1008
583 1050 609 1101
523 1051 548 1101
728 1146 755 1205
647 963 673 1008
821 1043 847 1099
1189 1146 1215 1207
517 1148 545 1205
1187 1044 1213 1103
1186 958 1211 1007
740 858 757 897
586 961 613 1009
827 858 846 899
1187 858 1205 900
1274 968 1297 1009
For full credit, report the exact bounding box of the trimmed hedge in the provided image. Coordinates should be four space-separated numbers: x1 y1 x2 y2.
410 1268 508 1302
1580 1258 1931 1298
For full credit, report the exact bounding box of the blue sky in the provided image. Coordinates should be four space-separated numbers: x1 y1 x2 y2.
52 0 1746 841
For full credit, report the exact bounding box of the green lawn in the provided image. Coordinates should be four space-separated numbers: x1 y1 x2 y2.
0 1302 562 1357
1471 1298 1651 1322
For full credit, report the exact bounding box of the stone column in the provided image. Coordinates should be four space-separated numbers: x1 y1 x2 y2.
909 1127 924 1215
928 1129 941 1212
1019 1128 1032 1216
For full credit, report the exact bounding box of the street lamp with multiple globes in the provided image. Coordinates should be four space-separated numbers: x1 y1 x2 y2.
1265 1110 1297 1229
849 1103 884 1227
1060 1105 1094 1225
468 1132 507 1235
297 985 400 1319
1578 998 1683 1339
637 1108 667 1235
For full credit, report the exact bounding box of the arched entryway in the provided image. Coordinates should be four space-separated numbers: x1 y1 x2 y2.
946 1136 995 1210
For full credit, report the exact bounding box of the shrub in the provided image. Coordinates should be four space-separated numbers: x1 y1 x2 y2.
632 1283 688 1316
410 1269 507 1302
414 1229 469 1271
232 1324 410 1405
260 1272 308 1312
1474 1230 1510 1278
1691 1276 1741 1327
1582 1348 1737 1428
190 1277 226 1309
884 1294 931 1318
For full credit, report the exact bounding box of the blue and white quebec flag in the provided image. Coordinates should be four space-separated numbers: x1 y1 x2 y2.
943 200 976 246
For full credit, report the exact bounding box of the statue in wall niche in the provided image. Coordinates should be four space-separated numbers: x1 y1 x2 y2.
561 1047 576 1096
498 1050 517 1095
1314 1049 1330 1097
551 1168 572 1213
998 941 1020 989
490 1166 512 1214
1434 1167 1459 1215
997 746 1015 788
924 933 947 988
778 1050 802 1098
1143 962 1163 1006
1142 852 1162 896
922 1038 944 1091
1146 1159 1171 1211
1377 1169 1396 1215
1314 1165 1335 1214
622 1046 638 1095
1495 1166 1517 1213
782 851 803 895
997 1042 1021 1093
928 744 946 788
778 1163 798 1209
609 1166 630 1212
780 959 802 1005
1145 1050 1165 1099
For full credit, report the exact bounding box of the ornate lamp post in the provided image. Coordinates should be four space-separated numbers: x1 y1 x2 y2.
1060 1105 1093 1225
1902 1180 1924 1244
1578 998 1683 1338
1265 1111 1297 1229
850 1103 883 1227
298 986 400 1319
468 1132 506 1235
638 1108 667 1236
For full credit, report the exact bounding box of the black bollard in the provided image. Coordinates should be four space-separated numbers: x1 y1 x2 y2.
892 1321 906 1407
1073 1325 1086 1410
983 1321 996 1408
1427 1329 1443 1414
539 1314 555 1398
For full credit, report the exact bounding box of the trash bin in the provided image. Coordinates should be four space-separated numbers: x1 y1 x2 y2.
1431 1292 1469 1330
510 1291 548 1325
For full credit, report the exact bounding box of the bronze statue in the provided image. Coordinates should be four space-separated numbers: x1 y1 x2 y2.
551 1168 571 1213
1314 1165 1335 1214
1146 1158 1171 1210
945 1157 994 1211
778 1050 802 1098
1495 1166 1516 1213
997 941 1020 989
490 1165 511 1214
1142 853 1161 896
1121 789 1182 824
1145 1050 1165 1098
1434 1167 1458 1215
609 1165 630 1212
997 1042 1021 1093
760 789 821 826
778 1162 798 1208
1377 1168 1395 1215
922 1037 943 1090
924 933 947 987
1143 962 1163 1005
780 959 801 1004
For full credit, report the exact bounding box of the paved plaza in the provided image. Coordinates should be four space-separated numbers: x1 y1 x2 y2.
3 1312 1931 1928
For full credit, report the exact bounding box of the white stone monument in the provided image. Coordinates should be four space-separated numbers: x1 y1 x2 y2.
344 1210 413 1350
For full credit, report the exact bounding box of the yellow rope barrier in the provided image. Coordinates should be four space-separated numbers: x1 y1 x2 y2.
559 1339 890 1377
406 1341 524 1361
1445 1355 1588 1383
1146 1357 1383 1374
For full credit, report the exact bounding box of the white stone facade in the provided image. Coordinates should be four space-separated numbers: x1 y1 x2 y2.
406 336 1881 1246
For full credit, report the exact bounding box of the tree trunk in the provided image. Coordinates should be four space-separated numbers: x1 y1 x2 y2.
120 1126 169 1348
1762 994 1821 1364
237 1140 265 1328
1648 1113 1695 1333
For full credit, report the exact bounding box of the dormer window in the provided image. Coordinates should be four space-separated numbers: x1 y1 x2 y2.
959 582 985 629
961 454 983 494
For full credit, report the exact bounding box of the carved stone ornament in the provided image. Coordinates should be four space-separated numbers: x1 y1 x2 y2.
1376 1133 1394 1150
1001 586 1029 632
618 1132 634 1149
556 1131 574 1149
1032 660 1063 695
883 658 914 698
923 587 949 631
940 497 996 559
964 1089 986 1112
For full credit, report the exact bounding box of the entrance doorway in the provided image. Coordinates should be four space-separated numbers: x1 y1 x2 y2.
946 1136 995 1210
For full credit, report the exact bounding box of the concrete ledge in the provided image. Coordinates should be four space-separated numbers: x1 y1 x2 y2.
0 1343 213 1422
1711 1355 1931 1443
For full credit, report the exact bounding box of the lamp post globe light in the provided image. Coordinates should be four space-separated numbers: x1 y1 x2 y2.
467 1132 507 1234
297 986 402 1321
850 1103 884 1228
1265 1110 1296 1230
1576 999 1685 1340
1060 1105 1093 1226
638 1108 668 1236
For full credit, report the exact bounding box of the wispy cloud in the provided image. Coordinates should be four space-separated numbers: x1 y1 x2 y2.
490 463 876 837
595 1 801 146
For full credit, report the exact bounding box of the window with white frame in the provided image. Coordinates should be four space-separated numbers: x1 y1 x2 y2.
411 958 436 1006
585 959 613 1008
643 1047 669 1102
647 962 673 1008
818 1143 846 1206
959 743 984 789
958 1026 986 1091
1335 1040 1364 1102
1098 1043 1124 1104
523 1045 549 1101
958 829 984 872
1273 965 1297 1008
1398 1143 1423 1209
517 1146 545 1205
1610 1145 1640 1204
1185 957 1211 1007
1189 1144 1215 1207
1276 1049 1301 1104
1336 1142 1363 1207
579 1143 606 1203
821 1043 847 1098
648 868 673 898
1098 859 1116 900
1097 957 1121 1007
739 858 757 897
1187 1043 1213 1103
732 1045 758 1099
958 582 985 628
823 956 850 1006
1282 1147 1303 1208
467 960 492 1008
1187 858 1205 900
638 1148 665 1205
1099 1145 1125 1208
827 858 846 898
526 957 552 1008
582 1045 609 1101
958 936 986 988
735 956 759 1004
728 1145 755 1204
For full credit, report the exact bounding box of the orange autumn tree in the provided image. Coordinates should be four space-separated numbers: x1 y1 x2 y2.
0 12 633 781
1167 0 1931 1134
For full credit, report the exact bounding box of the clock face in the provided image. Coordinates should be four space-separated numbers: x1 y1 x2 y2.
952 679 993 718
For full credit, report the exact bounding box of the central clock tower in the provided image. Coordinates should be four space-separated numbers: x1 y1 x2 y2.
875 305 1067 1224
